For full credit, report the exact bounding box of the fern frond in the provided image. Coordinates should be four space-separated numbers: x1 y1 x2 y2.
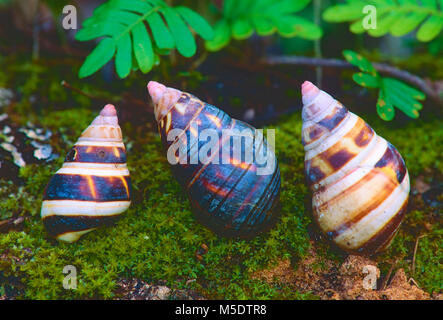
76 0 214 78
205 0 321 52
323 0 443 42
343 50 425 121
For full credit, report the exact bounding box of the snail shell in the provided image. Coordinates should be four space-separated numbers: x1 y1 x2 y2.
147 81 281 238
41 104 131 242
301 81 409 255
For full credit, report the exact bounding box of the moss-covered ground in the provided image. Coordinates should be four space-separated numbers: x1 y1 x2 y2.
0 56 441 299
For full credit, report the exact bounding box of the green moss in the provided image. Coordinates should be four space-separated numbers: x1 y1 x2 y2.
1 89 442 299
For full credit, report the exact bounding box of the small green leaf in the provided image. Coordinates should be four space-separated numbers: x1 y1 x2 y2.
205 20 231 52
390 12 428 37
382 78 426 101
176 6 214 41
322 4 366 23
132 22 154 73
376 89 395 121
343 50 377 75
349 18 366 34
352 72 381 88
417 15 443 42
252 16 276 36
274 15 322 39
75 22 126 41
382 78 422 118
161 7 196 57
368 12 403 37
232 18 254 40
79 38 116 78
115 33 132 79
386 91 421 118
146 12 175 49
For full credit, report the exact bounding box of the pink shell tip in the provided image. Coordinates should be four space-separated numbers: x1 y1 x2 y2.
147 81 167 105
301 81 317 96
100 104 117 117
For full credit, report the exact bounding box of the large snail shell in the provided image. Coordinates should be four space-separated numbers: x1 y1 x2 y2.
147 81 281 239
301 81 409 255
41 104 131 243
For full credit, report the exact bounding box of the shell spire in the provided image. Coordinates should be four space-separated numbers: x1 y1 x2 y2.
148 81 182 122
147 81 281 239
301 81 410 255
41 104 131 243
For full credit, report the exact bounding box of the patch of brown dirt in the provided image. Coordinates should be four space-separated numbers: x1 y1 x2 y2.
252 243 432 300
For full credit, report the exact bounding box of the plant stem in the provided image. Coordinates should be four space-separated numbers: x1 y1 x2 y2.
314 0 322 88
265 55 442 106
32 0 40 61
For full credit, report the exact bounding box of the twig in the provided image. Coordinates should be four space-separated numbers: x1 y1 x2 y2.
408 277 421 289
265 55 442 106
412 234 427 275
61 80 107 102
380 258 398 290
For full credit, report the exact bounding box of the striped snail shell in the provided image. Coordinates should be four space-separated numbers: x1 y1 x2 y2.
41 104 131 243
301 81 410 255
147 81 281 239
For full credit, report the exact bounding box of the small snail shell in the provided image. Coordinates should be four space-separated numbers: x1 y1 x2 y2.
301 81 409 255
41 104 131 242
147 81 281 238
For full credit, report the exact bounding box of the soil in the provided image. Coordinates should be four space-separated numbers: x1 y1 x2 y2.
252 242 439 300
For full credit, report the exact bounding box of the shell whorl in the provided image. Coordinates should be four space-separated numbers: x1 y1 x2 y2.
301 81 410 255
41 104 131 243
148 81 281 238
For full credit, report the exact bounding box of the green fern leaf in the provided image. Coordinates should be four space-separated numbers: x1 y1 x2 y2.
75 22 126 41
417 15 443 41
344 51 425 120
352 72 380 88
205 20 231 52
160 6 196 58
232 18 254 40
390 12 428 36
176 6 214 40
343 50 377 75
377 89 395 121
206 0 321 51
146 12 175 49
368 12 403 37
252 16 276 36
132 21 154 73
79 38 116 78
115 33 132 78
324 0 443 41
76 0 213 78
322 3 367 22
